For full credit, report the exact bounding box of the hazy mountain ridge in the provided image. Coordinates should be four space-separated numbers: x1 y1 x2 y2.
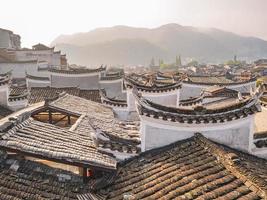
52 24 267 65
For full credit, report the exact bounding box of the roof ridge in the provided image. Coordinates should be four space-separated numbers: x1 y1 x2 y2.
1 117 33 140
194 133 267 199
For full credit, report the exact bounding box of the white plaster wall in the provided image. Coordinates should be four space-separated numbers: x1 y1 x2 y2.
141 115 253 153
143 90 179 107
26 79 51 88
0 85 9 106
0 62 38 78
180 82 256 100
127 89 136 111
127 88 180 111
99 79 123 98
16 50 51 61
113 108 139 121
50 73 100 89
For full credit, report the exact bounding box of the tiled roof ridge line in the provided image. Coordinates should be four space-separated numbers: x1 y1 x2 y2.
100 89 127 107
46 92 69 106
135 87 262 118
194 133 267 199
69 114 86 132
1 118 33 140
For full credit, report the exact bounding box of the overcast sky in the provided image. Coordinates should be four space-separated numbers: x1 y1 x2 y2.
1 0 267 47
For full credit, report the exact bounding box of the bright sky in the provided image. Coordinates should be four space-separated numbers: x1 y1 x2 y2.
1 0 267 47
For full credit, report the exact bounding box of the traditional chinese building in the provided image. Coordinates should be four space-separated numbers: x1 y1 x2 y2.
134 87 262 154
180 75 256 100
101 72 181 120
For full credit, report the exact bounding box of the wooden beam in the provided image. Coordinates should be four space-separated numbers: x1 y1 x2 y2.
67 115 71 125
52 115 67 125
48 109 52 124
0 146 116 172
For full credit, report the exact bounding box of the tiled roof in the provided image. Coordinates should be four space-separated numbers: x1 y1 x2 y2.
0 154 91 199
0 76 10 86
95 133 267 199
79 90 101 103
179 86 239 107
0 118 117 170
100 90 127 108
27 87 101 104
50 94 141 153
28 87 80 104
8 86 29 102
125 73 182 92
32 43 54 50
185 75 256 85
49 66 106 74
100 71 123 81
135 89 261 124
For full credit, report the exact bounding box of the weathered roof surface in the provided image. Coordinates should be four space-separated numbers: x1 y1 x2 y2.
28 87 80 104
0 118 117 170
180 86 239 107
27 87 101 104
0 155 89 200
79 89 101 103
135 90 261 124
203 85 238 96
50 94 140 142
32 43 54 50
49 66 106 74
125 73 181 92
185 75 256 85
99 133 267 199
50 94 141 153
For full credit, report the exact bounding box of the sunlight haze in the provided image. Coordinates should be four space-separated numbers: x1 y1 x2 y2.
1 0 267 47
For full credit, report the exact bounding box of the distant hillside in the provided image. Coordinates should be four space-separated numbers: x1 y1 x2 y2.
52 24 267 65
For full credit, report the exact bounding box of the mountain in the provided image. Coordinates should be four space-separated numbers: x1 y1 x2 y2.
51 24 267 65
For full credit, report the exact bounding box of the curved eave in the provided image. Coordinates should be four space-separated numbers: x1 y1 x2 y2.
134 93 261 124
0 77 10 86
124 78 182 93
26 74 50 81
100 76 122 81
8 93 29 102
183 77 256 86
48 66 106 74
100 90 127 107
